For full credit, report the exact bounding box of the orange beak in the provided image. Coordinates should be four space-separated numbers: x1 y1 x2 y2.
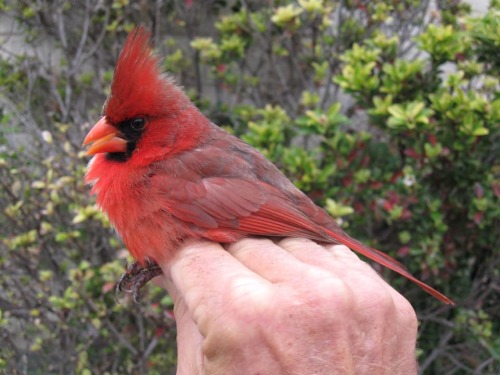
83 117 127 155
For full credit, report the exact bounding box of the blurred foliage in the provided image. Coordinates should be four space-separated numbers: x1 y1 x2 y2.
0 0 498 374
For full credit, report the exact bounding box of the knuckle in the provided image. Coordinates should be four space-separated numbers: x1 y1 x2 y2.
278 237 316 252
299 270 353 314
348 273 395 312
223 276 274 320
395 294 418 330
328 244 360 261
227 276 270 303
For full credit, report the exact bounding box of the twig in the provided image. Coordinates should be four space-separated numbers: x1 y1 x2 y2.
418 330 454 373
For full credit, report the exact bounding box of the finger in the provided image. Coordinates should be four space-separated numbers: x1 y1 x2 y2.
278 238 408 306
153 278 206 373
158 240 272 336
171 291 205 374
226 238 330 284
278 238 371 277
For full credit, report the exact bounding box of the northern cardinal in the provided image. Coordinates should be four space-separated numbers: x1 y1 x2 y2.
83 27 453 305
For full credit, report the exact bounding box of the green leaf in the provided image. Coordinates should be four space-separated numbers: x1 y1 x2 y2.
325 199 354 218
472 127 489 136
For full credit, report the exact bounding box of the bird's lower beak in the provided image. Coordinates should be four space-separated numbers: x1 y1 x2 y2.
83 117 127 155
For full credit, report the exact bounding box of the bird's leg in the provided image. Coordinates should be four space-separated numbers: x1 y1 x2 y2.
115 259 163 303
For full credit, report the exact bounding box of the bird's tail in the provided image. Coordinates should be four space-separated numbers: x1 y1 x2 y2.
325 229 454 305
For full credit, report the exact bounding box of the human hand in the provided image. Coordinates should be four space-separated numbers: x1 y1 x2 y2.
156 237 418 375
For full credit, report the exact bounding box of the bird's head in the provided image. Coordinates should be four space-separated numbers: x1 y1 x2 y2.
83 27 199 165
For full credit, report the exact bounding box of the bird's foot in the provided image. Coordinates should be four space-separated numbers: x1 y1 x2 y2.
115 259 163 303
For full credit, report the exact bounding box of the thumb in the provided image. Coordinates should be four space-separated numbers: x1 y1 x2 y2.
155 272 204 374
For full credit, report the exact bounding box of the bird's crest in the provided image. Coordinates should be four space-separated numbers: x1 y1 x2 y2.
105 27 188 123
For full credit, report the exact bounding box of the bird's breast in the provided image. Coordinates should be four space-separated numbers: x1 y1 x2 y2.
86 155 181 264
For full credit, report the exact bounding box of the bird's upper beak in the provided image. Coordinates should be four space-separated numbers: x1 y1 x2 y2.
83 117 127 155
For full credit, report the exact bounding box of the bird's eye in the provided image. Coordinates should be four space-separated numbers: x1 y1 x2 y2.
130 117 146 131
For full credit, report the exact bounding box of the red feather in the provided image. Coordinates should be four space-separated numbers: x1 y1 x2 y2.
85 27 453 305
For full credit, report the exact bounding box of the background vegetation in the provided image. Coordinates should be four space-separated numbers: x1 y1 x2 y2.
0 0 498 374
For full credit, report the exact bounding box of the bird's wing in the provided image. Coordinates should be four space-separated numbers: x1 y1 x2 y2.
152 172 328 239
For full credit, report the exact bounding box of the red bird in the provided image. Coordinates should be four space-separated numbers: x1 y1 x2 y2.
83 27 453 305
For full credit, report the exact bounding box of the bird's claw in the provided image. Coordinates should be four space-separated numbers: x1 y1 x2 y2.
115 260 163 303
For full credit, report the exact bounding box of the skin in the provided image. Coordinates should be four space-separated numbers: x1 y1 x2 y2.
155 238 419 375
